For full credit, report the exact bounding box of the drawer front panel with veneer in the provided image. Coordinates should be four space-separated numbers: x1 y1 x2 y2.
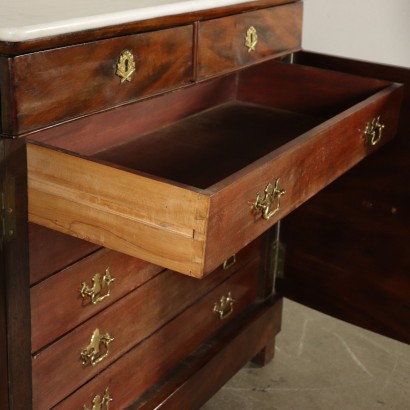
30 249 164 352
29 223 100 284
32 247 259 409
4 25 193 135
197 2 303 79
52 259 262 409
27 60 403 278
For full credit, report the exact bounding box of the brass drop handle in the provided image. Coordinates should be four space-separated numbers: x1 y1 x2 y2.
80 267 115 305
213 292 235 320
80 329 114 367
364 115 385 146
245 26 258 52
223 254 236 270
115 49 136 83
251 178 286 220
83 387 112 410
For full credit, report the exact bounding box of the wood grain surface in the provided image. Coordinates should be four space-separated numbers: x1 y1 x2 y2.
203 61 403 272
29 223 100 284
31 249 164 352
4 25 193 135
33 258 260 409
197 3 302 78
27 60 402 278
131 297 282 410
27 143 210 277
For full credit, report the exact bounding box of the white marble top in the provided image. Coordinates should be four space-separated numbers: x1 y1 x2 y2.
0 0 254 42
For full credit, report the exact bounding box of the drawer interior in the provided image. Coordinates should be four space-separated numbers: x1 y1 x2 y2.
94 102 321 189
89 59 390 190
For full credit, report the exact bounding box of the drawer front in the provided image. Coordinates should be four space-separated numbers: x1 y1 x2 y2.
52 259 260 409
29 223 100 284
30 249 164 353
30 238 258 353
32 246 260 409
8 25 193 134
197 3 302 79
204 71 403 271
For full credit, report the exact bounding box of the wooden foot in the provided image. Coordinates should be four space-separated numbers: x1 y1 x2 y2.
252 337 276 366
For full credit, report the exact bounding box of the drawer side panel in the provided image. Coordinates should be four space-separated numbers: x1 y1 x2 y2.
27 144 210 277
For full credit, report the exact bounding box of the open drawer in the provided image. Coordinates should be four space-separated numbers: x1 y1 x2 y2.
27 59 403 278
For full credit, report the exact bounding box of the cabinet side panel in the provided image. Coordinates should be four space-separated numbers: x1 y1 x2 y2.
0 138 9 409
3 139 32 409
279 53 410 343
0 57 17 135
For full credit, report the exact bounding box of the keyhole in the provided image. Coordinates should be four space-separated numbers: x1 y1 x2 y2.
124 58 129 72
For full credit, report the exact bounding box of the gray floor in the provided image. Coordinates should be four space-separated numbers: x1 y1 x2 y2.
202 299 410 410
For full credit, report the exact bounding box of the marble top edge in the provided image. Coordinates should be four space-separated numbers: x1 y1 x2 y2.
0 0 253 42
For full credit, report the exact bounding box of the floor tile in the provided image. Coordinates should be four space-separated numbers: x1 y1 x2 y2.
202 299 410 410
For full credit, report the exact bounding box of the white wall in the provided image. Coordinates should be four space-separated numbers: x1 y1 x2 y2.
302 0 410 68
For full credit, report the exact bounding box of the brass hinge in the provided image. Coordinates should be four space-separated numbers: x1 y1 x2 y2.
272 239 286 282
1 176 16 244
269 220 286 293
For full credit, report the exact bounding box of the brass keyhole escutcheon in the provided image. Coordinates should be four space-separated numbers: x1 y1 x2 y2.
115 50 136 83
251 178 286 220
364 115 385 146
213 292 235 320
245 26 258 52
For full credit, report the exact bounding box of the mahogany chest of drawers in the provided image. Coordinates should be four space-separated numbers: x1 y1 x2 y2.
1 0 408 408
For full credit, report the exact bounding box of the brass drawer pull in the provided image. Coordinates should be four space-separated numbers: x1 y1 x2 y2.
83 387 112 410
80 267 115 305
115 49 136 83
365 115 385 146
213 292 235 320
245 26 258 52
223 254 236 270
251 178 286 220
80 329 114 367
